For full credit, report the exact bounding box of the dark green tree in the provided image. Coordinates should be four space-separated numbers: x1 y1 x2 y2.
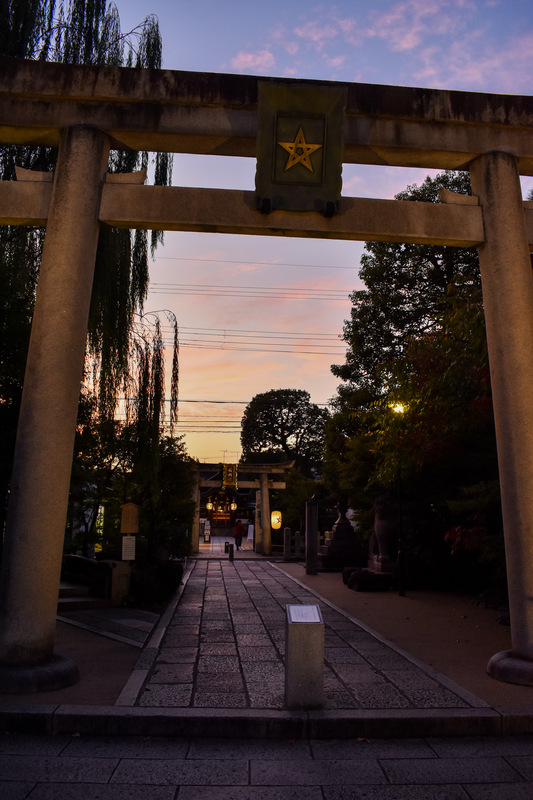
326 171 503 591
241 389 329 477
0 1 173 537
332 172 480 399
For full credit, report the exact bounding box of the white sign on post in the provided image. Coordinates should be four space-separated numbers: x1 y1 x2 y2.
286 604 323 624
122 535 136 561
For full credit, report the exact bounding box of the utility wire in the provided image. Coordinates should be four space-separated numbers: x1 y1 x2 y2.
150 322 347 355
150 283 349 301
153 256 355 270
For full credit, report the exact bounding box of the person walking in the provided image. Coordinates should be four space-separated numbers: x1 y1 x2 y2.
233 519 244 550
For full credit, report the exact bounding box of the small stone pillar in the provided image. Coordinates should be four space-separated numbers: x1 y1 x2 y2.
191 472 200 554
283 526 292 560
0 126 109 686
305 499 318 575
470 151 533 684
285 604 324 708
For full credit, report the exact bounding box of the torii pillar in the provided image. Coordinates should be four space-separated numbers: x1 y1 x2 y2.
258 471 272 556
0 125 109 690
470 151 533 685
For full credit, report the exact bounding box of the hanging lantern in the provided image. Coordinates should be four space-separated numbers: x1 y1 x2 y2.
271 510 282 529
206 501 213 511
230 501 237 511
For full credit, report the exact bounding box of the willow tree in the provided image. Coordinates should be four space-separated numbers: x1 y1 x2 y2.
0 1 176 536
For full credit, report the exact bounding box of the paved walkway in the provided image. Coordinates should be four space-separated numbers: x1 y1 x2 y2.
2 549 532 739
123 558 485 718
2 728 533 799
2 545 533 797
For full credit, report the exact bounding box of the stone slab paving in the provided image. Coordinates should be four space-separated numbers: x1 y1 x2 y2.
132 559 486 712
2 731 533 799
57 608 159 647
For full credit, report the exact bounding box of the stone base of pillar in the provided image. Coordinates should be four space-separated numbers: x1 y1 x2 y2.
0 655 79 693
367 556 397 575
487 649 533 686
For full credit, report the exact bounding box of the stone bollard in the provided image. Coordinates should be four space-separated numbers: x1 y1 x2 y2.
228 543 234 561
283 526 292 560
305 500 319 575
285 604 324 708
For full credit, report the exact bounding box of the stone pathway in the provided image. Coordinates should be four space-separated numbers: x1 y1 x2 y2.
0 734 533 800
3 730 533 799
132 559 485 712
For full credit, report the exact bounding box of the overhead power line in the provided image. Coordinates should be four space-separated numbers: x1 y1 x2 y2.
150 322 347 356
179 326 341 340
178 399 249 404
153 256 355 270
150 283 349 301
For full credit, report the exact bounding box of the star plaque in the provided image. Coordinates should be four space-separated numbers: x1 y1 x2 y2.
255 82 345 215
278 126 323 173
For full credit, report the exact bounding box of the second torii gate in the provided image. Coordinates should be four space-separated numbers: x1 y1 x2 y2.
191 462 294 555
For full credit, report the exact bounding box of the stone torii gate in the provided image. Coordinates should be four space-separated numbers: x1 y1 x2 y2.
1 56 533 689
191 461 294 555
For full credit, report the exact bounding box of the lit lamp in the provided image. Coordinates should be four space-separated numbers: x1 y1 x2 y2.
230 501 237 511
271 510 282 530
391 402 406 415
206 501 213 511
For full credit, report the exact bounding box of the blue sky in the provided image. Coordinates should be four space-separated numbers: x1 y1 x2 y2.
114 0 533 462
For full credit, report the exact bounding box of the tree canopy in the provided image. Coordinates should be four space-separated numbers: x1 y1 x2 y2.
325 171 502 591
0 0 173 421
0 1 181 555
332 172 480 400
240 389 329 477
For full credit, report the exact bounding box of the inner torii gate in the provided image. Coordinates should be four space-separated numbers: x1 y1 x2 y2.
191 462 294 555
1 57 533 690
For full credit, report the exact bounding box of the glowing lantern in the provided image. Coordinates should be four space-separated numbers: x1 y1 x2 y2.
271 510 282 529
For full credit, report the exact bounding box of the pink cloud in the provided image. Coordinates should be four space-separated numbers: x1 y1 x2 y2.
293 21 338 51
325 54 347 69
285 41 300 56
368 0 458 52
414 30 533 93
230 49 275 73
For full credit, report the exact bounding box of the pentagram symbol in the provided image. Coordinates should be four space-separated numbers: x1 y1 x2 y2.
277 126 323 173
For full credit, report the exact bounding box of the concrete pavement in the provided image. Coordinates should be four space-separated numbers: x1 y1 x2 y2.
2 540 533 739
2 539 533 797
2 728 533 799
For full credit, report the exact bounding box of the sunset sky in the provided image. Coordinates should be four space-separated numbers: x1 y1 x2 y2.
115 0 533 463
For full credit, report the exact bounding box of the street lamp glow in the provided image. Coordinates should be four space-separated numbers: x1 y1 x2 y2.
391 402 406 415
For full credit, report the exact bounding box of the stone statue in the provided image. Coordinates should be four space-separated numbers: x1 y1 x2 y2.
369 494 399 564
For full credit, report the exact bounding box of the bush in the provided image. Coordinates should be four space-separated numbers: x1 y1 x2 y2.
130 560 184 609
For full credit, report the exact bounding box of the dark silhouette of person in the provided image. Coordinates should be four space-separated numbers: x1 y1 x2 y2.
234 520 244 550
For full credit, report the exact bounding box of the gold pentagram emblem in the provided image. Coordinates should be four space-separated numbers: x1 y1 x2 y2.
277 126 323 173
